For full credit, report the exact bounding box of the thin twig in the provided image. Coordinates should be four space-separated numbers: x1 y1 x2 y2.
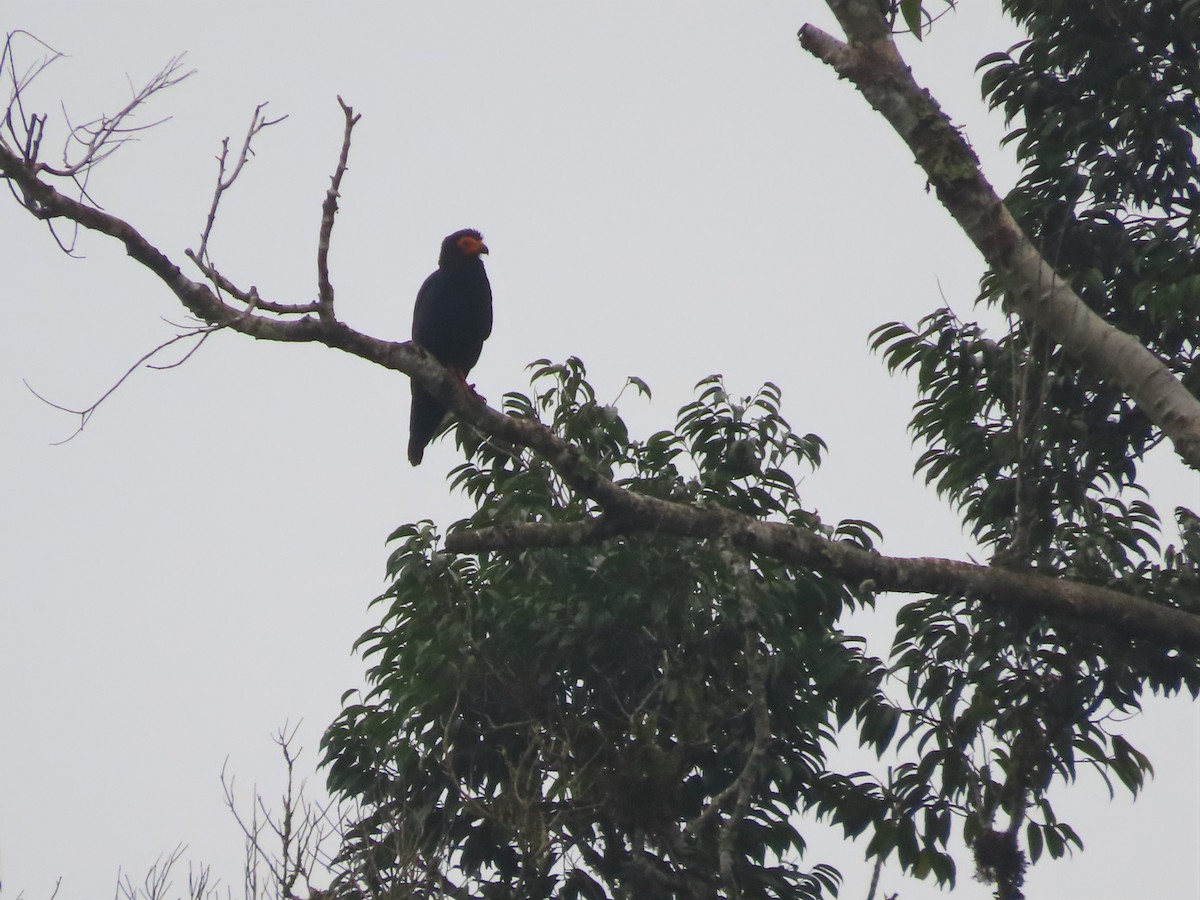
38 55 194 177
222 725 341 900
24 325 220 444
146 329 213 369
184 103 289 310
192 102 287 272
316 97 361 322
1 32 188 259
1 31 63 155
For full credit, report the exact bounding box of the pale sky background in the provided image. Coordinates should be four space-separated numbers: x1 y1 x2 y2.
2 3 1198 899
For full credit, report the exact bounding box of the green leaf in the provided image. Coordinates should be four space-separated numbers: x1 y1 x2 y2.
900 0 924 39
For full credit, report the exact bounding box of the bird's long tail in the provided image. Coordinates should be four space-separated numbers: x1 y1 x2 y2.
408 385 447 466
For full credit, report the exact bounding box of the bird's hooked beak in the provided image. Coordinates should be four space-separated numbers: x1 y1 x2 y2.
454 233 488 256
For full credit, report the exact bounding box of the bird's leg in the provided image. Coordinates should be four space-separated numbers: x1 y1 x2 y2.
451 367 485 401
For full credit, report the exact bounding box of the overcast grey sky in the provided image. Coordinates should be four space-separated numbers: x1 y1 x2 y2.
2 3 1197 898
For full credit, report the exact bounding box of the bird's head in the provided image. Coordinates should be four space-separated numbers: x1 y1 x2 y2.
440 228 489 265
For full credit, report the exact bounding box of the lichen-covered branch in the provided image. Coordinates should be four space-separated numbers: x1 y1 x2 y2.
445 516 1200 654
799 0 1200 472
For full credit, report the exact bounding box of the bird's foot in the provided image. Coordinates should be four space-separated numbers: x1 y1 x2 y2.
451 368 485 402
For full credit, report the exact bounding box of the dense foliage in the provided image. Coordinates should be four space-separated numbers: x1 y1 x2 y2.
869 1 1200 896
322 361 922 898
315 4 1200 900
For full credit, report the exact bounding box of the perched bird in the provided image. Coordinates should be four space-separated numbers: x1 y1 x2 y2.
407 228 493 466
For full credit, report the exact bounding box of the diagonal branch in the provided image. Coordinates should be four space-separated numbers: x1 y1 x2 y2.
798 0 1200 472
445 516 1200 655
5 102 1200 656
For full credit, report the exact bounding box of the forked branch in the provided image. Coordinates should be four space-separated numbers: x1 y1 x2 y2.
1 30 193 178
221 725 342 900
192 101 288 271
186 102 301 313
47 54 193 177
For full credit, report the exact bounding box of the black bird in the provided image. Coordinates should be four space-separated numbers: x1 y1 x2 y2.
408 228 493 466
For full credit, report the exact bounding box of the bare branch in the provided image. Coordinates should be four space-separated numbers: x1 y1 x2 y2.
183 252 320 316
185 863 216 900
2 33 192 259
798 1 1200 471
146 328 214 370
44 209 83 256
316 97 361 322
222 725 342 900
192 102 288 274
2 31 63 155
40 55 194 177
24 326 219 443
114 845 189 900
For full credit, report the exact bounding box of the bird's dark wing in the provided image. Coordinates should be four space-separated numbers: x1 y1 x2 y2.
412 269 446 352
413 267 493 372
